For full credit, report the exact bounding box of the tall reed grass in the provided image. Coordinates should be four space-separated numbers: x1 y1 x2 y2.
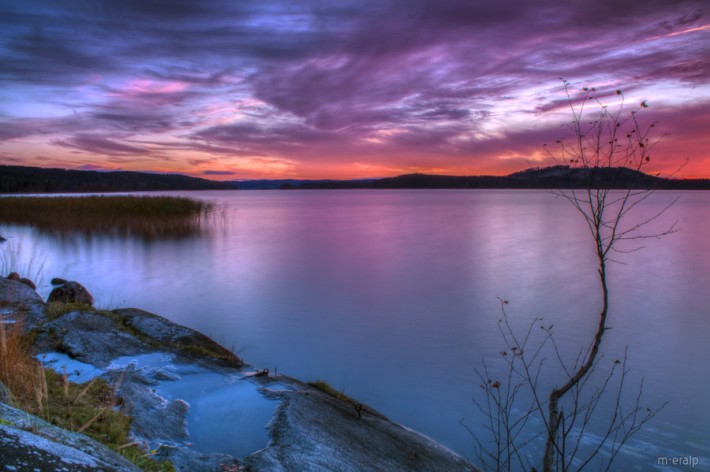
0 195 215 239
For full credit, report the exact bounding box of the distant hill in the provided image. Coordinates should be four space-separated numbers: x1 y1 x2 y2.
0 165 237 193
3 164 708 193
230 178 377 190
235 166 710 190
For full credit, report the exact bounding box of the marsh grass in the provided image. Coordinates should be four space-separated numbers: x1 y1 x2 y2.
0 318 173 471
0 195 215 239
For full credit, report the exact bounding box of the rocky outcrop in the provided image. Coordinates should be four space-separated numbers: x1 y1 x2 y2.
47 279 94 305
114 308 241 365
245 377 476 471
2 277 479 472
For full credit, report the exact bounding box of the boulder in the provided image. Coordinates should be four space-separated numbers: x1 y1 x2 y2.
48 280 94 306
7 272 20 281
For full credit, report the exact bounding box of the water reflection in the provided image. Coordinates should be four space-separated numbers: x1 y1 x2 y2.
1 189 709 470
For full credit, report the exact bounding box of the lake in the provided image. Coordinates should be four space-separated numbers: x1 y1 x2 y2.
2 189 709 470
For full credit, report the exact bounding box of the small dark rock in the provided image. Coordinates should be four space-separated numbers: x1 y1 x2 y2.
19 278 36 290
0 235 6 242
7 272 20 281
51 277 69 286
47 281 94 305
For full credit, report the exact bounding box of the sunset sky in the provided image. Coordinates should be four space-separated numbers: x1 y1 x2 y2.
1 0 708 180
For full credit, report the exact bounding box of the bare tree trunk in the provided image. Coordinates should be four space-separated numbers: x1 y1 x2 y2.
543 254 609 471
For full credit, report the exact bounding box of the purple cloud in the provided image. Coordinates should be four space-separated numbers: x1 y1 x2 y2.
0 0 707 177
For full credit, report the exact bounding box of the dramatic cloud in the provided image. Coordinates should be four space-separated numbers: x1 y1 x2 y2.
0 0 707 178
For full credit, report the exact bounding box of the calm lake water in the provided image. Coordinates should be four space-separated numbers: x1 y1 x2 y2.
2 189 709 470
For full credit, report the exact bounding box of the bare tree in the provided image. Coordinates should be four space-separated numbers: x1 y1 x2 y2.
469 81 675 472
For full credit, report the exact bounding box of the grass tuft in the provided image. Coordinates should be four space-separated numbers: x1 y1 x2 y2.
307 380 358 406
46 301 95 319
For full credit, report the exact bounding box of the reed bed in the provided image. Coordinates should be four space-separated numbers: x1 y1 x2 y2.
0 195 215 239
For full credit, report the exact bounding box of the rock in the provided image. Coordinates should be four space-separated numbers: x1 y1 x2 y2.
244 378 478 472
35 310 150 367
114 308 242 366
0 403 141 471
51 277 69 286
7 271 20 280
0 235 6 242
19 277 36 290
116 375 189 441
48 280 94 305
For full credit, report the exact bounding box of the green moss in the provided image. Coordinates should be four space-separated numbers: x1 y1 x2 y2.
175 343 239 364
46 302 94 320
112 444 176 472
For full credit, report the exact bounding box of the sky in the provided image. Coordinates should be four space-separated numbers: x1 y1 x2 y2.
0 0 708 180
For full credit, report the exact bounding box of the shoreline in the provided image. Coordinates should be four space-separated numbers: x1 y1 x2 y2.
0 276 478 471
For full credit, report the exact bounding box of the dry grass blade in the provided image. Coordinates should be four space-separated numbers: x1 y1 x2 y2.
77 407 107 433
73 378 98 404
0 320 42 408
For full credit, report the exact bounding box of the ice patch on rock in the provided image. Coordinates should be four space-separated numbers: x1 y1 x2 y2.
37 352 105 383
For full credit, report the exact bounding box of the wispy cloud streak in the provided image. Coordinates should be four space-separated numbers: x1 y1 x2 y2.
0 0 707 178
